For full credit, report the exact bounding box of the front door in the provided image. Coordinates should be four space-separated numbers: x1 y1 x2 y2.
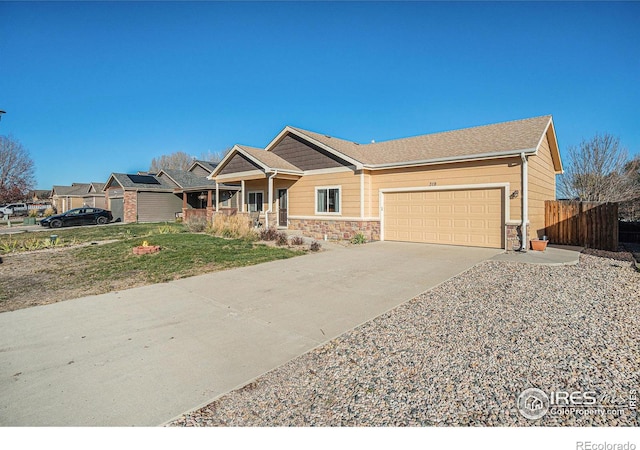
278 189 288 227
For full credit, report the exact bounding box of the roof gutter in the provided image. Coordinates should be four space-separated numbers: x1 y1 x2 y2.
363 148 538 170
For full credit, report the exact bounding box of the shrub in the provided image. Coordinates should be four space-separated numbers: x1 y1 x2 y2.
206 214 257 240
43 207 55 217
309 240 321 252
156 223 180 234
290 236 305 246
0 238 19 254
259 228 279 241
186 218 207 233
28 209 39 218
275 231 289 246
350 232 367 244
22 237 44 251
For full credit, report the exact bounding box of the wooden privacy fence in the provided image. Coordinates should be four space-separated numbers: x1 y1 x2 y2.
545 200 618 251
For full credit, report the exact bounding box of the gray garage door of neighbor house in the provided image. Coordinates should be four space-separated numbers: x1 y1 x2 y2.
137 192 183 222
382 187 505 249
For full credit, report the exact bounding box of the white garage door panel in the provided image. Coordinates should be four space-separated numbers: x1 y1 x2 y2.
384 188 504 249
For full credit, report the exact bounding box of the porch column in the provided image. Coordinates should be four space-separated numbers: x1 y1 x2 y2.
207 189 214 221
182 192 188 220
215 183 219 212
241 180 245 213
266 173 274 229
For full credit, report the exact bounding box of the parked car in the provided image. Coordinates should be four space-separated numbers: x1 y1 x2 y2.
40 208 113 228
0 203 29 218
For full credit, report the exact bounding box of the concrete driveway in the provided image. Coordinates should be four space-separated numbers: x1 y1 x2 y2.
0 241 501 426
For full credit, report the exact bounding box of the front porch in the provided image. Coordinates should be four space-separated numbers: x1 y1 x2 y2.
179 186 242 222
213 173 300 230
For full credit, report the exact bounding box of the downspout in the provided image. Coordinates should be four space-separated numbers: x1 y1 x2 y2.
265 171 278 230
520 152 528 251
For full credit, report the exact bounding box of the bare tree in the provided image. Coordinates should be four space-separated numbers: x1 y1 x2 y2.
619 155 640 221
199 147 232 163
149 151 195 173
0 135 36 203
558 133 640 203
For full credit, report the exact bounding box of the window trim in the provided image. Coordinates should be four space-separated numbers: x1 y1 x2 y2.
247 190 264 212
314 186 342 215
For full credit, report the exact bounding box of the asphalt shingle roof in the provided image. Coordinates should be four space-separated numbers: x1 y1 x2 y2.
289 115 552 166
237 145 303 173
160 169 217 189
109 173 177 190
52 183 91 196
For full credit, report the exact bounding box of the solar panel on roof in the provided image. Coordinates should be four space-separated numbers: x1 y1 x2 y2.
127 174 160 184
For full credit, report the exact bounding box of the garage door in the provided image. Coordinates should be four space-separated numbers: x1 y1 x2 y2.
137 192 183 223
383 188 504 248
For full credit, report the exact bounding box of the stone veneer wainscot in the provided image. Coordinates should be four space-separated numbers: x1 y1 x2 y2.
288 218 381 241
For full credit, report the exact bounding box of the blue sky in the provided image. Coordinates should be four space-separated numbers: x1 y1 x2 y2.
1 1 638 190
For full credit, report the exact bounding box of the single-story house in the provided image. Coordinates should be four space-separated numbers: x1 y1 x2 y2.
210 115 562 250
50 182 106 213
157 160 241 222
83 182 107 209
104 165 241 223
103 173 184 223
27 189 52 203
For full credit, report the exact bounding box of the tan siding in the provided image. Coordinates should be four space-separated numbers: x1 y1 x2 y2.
70 197 84 209
366 170 373 217
370 158 522 221
288 171 360 217
528 133 557 238
244 180 268 211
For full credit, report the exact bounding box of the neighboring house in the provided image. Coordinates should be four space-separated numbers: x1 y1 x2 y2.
27 190 52 203
103 173 184 223
156 160 241 222
51 183 106 213
210 116 562 250
83 182 107 209
51 183 91 213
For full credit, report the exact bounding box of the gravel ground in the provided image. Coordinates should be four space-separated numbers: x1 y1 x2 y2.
169 250 639 426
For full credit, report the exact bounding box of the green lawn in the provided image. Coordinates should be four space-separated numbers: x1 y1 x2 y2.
73 232 301 283
0 223 304 311
0 222 186 253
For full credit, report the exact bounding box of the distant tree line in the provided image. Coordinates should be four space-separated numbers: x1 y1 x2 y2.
0 135 35 203
559 133 640 221
149 148 231 173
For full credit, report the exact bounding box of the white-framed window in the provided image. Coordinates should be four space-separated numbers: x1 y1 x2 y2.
315 186 341 214
247 191 264 212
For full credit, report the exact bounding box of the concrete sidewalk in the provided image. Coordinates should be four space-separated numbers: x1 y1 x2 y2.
490 244 583 265
0 241 501 426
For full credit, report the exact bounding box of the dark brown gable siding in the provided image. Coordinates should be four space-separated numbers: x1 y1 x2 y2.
219 153 263 175
190 165 211 177
270 134 351 171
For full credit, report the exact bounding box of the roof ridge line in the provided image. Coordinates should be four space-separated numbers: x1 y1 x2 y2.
290 115 552 147
367 115 553 146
